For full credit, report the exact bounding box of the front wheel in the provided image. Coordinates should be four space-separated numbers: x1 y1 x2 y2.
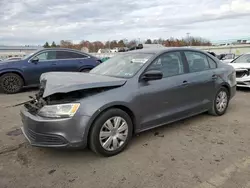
208 87 229 116
0 73 24 94
89 108 133 157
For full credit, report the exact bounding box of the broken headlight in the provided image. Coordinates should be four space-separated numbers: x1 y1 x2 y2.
38 103 80 118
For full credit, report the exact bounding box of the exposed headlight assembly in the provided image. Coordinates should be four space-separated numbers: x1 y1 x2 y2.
38 103 80 118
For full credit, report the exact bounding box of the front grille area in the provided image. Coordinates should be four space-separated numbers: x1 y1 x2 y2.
236 69 249 78
26 129 67 145
236 71 246 78
24 101 41 115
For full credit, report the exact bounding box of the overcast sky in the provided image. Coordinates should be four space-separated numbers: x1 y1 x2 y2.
0 0 250 45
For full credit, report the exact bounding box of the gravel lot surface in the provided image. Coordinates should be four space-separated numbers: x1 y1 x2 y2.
0 88 250 188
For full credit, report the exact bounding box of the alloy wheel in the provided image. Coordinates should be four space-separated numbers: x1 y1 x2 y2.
216 91 228 113
2 75 21 93
99 116 129 151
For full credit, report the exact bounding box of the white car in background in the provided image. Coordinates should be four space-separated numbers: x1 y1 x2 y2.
229 53 250 88
220 53 236 63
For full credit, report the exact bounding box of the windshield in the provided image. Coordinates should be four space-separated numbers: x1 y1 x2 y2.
232 54 250 63
21 50 39 60
90 53 154 78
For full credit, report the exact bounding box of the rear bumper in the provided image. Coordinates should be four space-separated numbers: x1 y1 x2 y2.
20 107 91 148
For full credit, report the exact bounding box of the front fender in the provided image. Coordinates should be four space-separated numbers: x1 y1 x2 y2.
87 101 133 124
82 101 134 143
0 68 25 79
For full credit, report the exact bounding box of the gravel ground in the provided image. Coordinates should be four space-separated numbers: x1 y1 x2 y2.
0 88 250 188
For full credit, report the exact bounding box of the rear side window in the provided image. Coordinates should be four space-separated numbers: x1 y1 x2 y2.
207 57 217 69
56 51 88 59
184 51 210 72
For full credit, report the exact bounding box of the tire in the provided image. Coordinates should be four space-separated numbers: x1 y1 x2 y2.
80 68 91 73
0 73 24 94
89 108 133 157
208 87 229 116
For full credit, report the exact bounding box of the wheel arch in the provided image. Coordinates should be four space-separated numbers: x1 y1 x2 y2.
85 103 137 145
0 70 26 85
220 83 231 98
79 65 94 72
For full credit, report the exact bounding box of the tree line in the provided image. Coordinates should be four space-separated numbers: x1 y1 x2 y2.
43 36 211 52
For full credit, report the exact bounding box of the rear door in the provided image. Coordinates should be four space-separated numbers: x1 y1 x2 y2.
183 51 217 111
55 50 91 72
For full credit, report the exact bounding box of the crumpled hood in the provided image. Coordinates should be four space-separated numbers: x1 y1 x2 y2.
40 72 127 98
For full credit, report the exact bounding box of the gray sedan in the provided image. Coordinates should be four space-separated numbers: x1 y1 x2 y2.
20 47 236 156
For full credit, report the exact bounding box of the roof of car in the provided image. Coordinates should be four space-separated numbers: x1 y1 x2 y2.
39 48 93 56
40 48 82 52
127 47 203 54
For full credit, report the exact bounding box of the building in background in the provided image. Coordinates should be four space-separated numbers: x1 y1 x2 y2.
142 44 165 48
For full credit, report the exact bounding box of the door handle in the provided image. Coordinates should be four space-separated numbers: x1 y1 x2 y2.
52 63 57 65
212 74 218 80
182 80 188 86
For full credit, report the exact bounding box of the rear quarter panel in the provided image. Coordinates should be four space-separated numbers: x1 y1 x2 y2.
214 61 236 98
78 57 101 71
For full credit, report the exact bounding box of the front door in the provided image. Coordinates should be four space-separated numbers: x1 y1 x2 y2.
24 50 58 85
138 51 192 129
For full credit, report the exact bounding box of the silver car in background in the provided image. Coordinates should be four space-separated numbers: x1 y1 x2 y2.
229 53 250 88
20 48 236 156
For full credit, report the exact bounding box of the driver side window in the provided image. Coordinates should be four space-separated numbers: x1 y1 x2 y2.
147 52 184 78
33 51 56 61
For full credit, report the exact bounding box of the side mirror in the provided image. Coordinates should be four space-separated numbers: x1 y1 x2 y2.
141 70 163 81
31 57 39 63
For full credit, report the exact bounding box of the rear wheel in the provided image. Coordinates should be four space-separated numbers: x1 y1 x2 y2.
89 108 133 157
80 68 91 73
0 73 24 94
209 87 229 116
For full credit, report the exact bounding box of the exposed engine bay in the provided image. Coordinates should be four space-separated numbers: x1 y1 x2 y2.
23 82 118 115
15 71 127 114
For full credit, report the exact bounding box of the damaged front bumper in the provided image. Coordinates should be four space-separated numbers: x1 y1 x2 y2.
20 107 91 148
235 69 250 88
236 78 250 87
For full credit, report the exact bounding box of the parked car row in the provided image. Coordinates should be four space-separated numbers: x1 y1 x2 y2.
20 47 236 156
0 48 102 93
217 53 237 63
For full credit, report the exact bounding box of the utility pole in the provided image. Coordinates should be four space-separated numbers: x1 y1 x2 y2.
186 32 190 47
